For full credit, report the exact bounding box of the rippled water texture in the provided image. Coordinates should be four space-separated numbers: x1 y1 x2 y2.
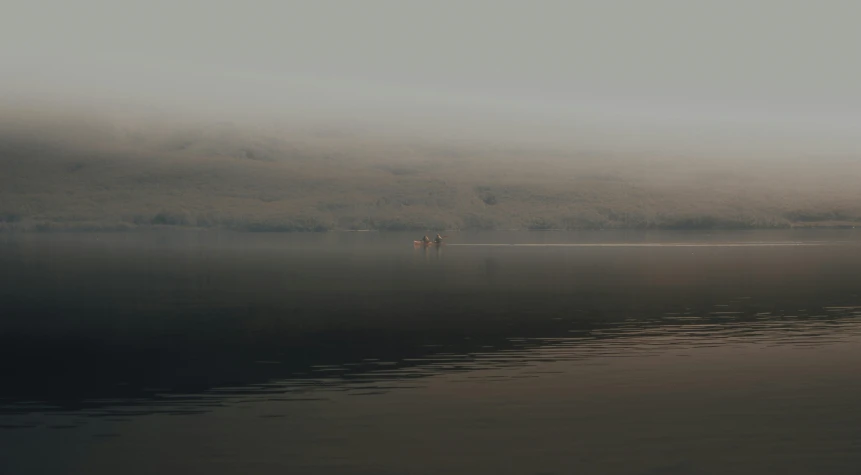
2 230 861 474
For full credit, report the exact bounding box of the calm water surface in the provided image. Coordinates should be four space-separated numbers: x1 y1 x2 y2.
2 230 861 474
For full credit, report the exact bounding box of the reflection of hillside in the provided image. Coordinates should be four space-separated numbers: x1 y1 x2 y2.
4 308 861 418
3 293 860 417
3 235 861 418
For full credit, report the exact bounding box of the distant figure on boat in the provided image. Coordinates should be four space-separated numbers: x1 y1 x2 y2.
421 235 431 244
434 233 444 244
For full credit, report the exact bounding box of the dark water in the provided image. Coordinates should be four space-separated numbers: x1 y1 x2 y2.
2 230 861 474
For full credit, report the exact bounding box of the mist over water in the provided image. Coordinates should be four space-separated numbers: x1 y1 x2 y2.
3 230 861 474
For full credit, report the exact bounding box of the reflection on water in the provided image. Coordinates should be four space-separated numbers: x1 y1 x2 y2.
2 303 861 422
2 230 861 474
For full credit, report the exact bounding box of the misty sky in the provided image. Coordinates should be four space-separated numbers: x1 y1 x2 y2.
3 0 860 151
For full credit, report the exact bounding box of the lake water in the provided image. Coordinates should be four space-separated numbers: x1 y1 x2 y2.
2 230 861 474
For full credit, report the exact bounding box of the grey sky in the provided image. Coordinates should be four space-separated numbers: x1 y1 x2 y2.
3 0 860 152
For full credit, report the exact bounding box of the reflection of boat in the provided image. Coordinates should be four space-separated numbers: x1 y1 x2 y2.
413 240 442 247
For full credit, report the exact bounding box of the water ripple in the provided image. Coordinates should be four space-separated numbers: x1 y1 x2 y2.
2 302 860 425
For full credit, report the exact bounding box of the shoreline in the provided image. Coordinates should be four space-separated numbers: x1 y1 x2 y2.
1 222 859 234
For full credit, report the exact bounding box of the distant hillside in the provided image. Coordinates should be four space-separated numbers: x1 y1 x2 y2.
2 113 861 232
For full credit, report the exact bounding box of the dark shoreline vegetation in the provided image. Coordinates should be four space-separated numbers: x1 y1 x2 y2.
3 219 861 234
3 111 861 233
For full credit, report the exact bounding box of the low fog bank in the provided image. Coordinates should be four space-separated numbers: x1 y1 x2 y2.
2 104 861 233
